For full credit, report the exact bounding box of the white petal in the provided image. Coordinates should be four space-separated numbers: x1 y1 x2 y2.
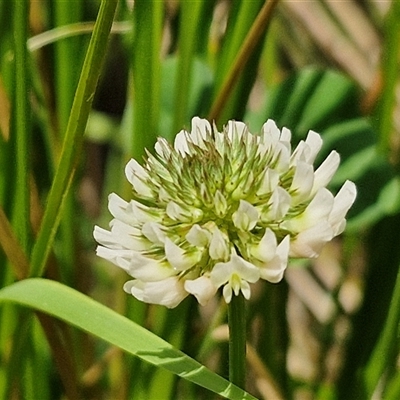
93 225 122 249
262 187 291 222
95 246 135 271
227 120 247 142
304 130 323 163
190 117 210 148
273 142 291 172
250 228 277 262
308 188 335 220
184 276 218 306
290 161 314 204
232 200 259 231
222 284 233 303
124 159 153 197
125 158 147 181
330 180 357 235
284 188 334 233
191 117 211 136
128 253 175 281
209 228 230 260
257 168 279 196
155 137 172 158
290 140 308 164
211 253 260 288
239 280 251 300
259 235 289 283
186 224 211 247
166 201 189 221
141 222 166 245
290 222 334 258
94 224 149 251
124 277 188 308
174 130 190 156
312 151 340 195
108 198 160 226
110 219 142 238
216 260 260 303
262 119 281 143
108 193 138 225
280 127 292 143
214 131 226 156
230 274 242 296
165 238 200 271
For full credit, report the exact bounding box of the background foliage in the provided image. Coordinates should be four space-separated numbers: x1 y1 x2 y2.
1 0 400 399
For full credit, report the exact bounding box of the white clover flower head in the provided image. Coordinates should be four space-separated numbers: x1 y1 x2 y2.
94 117 356 308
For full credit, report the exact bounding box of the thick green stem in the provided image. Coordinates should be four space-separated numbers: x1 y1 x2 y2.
228 292 247 389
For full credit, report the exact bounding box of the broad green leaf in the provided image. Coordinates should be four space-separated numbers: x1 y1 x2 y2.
0 278 257 400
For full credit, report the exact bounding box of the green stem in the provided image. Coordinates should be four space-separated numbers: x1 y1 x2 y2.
228 292 247 389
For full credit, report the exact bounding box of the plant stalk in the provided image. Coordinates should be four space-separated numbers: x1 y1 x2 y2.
228 292 247 389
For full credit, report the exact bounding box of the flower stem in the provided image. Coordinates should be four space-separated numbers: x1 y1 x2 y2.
228 292 247 389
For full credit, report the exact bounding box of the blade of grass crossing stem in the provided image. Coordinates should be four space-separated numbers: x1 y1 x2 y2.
12 0 30 253
29 0 118 278
131 1 163 159
54 0 84 281
364 268 400 397
0 279 257 400
377 1 400 155
171 1 203 135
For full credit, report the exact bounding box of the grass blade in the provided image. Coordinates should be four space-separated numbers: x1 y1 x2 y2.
0 278 257 400
29 0 119 278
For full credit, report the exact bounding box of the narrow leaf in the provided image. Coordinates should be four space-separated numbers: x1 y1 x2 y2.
29 0 119 277
0 278 257 400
